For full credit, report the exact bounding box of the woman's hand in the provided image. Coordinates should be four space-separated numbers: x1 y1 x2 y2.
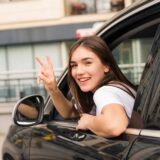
36 56 77 119
36 56 58 94
76 113 95 130
76 104 129 137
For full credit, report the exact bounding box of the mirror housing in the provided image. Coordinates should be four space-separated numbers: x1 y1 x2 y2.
12 94 44 126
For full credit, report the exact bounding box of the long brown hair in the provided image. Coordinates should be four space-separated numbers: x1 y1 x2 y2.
67 36 136 113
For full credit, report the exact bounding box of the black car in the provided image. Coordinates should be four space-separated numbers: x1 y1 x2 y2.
2 0 160 159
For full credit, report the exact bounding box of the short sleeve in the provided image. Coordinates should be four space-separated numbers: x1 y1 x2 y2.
93 86 135 118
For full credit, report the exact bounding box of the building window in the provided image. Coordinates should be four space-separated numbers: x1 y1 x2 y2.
65 0 127 16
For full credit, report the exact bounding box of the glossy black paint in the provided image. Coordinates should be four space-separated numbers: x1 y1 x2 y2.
2 0 160 160
127 136 160 159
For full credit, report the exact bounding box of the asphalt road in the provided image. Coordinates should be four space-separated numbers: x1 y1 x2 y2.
0 114 12 160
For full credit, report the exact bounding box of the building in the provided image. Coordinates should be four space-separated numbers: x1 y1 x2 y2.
0 0 135 102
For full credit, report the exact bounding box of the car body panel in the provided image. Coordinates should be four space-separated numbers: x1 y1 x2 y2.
127 135 160 160
29 123 121 160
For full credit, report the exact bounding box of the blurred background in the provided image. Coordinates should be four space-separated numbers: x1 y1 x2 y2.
0 0 138 104
0 0 142 159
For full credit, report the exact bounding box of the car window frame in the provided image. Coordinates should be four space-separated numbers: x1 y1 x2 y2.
97 0 160 46
130 24 160 129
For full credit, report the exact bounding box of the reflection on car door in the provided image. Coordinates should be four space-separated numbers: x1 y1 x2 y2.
28 123 122 160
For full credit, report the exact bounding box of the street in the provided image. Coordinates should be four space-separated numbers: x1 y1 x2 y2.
0 114 12 160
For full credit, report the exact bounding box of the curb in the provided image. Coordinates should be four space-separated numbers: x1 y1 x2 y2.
0 102 15 115
0 112 12 115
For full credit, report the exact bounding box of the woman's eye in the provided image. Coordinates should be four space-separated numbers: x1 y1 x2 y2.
70 64 77 68
85 61 92 65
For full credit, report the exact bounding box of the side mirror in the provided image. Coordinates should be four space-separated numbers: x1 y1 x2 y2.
12 94 44 126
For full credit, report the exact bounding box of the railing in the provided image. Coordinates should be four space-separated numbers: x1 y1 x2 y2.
0 69 63 102
119 63 145 84
0 63 145 103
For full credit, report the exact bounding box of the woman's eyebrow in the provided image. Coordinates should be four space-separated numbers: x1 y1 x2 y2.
71 57 93 63
82 57 93 61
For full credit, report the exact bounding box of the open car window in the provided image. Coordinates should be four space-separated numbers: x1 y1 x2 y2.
112 23 158 85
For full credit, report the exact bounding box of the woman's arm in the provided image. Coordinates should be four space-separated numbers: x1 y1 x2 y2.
76 104 129 138
36 56 78 119
49 88 79 119
18 103 38 119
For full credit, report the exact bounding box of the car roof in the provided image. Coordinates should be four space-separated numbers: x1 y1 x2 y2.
96 0 160 36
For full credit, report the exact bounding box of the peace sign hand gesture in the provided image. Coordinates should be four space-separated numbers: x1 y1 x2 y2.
36 56 58 94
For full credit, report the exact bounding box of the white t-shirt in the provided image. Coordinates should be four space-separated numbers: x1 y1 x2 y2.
93 85 136 118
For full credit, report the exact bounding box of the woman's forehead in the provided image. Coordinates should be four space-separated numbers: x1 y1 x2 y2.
71 46 98 61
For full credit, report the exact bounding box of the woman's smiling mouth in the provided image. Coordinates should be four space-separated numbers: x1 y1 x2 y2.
77 77 91 84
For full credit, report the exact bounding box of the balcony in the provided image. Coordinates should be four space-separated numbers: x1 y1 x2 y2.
65 0 125 16
0 0 136 30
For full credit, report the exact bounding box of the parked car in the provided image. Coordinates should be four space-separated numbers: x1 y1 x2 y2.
2 0 160 160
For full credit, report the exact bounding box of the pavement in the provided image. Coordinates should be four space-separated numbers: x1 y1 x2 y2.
0 103 14 160
0 102 16 115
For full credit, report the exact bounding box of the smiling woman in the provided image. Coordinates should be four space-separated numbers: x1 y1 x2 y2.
70 46 110 93
36 36 136 138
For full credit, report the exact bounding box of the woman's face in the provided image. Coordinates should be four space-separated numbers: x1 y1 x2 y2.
70 46 109 92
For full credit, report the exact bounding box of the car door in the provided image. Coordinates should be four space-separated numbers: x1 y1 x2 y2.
124 24 160 160
29 122 127 160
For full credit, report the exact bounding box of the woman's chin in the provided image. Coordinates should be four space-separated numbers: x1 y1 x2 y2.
80 86 93 92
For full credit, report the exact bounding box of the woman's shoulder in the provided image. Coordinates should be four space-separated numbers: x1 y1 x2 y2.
95 85 124 94
94 85 121 98
95 83 136 98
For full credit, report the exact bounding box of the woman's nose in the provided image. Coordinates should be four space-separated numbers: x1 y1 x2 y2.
76 65 85 75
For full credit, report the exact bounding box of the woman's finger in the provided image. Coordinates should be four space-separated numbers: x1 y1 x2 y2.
35 56 45 67
38 72 51 84
37 76 41 85
46 56 53 68
37 70 43 85
46 56 56 77
76 124 79 130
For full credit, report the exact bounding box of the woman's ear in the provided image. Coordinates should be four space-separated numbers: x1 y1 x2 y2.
104 65 109 73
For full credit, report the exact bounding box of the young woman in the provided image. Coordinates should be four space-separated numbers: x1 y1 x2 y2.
36 36 136 138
